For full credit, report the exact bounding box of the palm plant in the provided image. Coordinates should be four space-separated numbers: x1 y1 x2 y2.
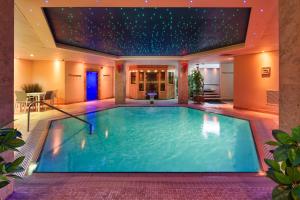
21 83 43 93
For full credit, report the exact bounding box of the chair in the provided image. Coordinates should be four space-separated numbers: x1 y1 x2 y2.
41 91 55 110
52 90 58 104
15 91 30 112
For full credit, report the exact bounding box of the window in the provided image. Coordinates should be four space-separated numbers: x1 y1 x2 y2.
139 83 144 91
160 71 165 81
160 83 165 91
146 72 158 82
139 72 144 81
131 72 136 84
168 72 174 84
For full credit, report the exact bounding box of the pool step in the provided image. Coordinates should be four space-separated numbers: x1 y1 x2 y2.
204 92 221 101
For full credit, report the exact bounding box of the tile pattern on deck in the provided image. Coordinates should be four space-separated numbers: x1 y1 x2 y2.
9 174 275 200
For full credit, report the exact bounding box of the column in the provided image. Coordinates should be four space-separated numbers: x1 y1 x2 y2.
279 0 300 131
114 60 126 104
0 0 14 127
178 61 189 104
0 1 14 199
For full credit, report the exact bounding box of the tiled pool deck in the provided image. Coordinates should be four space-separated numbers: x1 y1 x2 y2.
9 99 278 199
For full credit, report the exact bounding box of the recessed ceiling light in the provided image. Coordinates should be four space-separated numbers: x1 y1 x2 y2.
30 54 34 57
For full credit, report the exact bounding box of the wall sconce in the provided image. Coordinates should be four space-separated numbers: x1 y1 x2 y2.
116 64 123 73
181 63 188 72
261 66 271 78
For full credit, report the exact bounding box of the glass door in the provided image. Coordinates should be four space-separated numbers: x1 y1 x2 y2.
146 72 158 99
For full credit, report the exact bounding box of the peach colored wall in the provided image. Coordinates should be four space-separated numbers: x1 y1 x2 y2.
32 60 66 104
100 66 114 99
14 59 114 105
220 62 234 100
234 51 279 114
14 59 33 91
178 61 189 104
114 61 126 104
14 59 66 104
65 61 114 104
65 61 86 104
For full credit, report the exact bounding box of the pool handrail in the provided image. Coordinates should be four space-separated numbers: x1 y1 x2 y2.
27 100 93 135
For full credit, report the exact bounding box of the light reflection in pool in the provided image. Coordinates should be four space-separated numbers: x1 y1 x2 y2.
202 114 220 139
51 127 63 156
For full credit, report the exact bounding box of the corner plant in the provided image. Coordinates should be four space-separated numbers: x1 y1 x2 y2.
190 67 204 96
265 125 300 200
0 128 25 188
21 83 43 93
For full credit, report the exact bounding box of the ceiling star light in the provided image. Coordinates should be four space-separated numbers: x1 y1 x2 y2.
44 7 250 56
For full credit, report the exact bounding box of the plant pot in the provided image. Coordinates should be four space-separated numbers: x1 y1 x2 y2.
193 95 204 104
0 151 14 162
0 151 15 200
0 180 14 200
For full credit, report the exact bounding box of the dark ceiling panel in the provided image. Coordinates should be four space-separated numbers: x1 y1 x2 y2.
44 7 251 56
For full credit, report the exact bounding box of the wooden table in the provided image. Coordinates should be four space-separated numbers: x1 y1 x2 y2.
27 92 46 112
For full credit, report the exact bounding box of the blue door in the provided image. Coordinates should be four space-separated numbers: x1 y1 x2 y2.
86 71 98 101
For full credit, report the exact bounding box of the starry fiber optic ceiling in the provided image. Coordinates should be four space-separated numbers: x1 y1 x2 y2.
44 7 251 56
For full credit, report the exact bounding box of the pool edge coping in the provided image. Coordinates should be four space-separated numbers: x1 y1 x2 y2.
27 104 268 176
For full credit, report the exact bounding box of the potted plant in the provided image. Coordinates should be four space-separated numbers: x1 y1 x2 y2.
265 125 300 200
21 83 43 93
0 128 25 199
190 67 204 104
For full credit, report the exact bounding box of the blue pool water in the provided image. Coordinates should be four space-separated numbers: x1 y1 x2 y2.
36 107 260 172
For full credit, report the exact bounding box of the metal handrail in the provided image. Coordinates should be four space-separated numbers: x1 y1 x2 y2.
27 101 93 134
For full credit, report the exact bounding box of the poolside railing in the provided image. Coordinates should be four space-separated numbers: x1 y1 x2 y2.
27 101 93 135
